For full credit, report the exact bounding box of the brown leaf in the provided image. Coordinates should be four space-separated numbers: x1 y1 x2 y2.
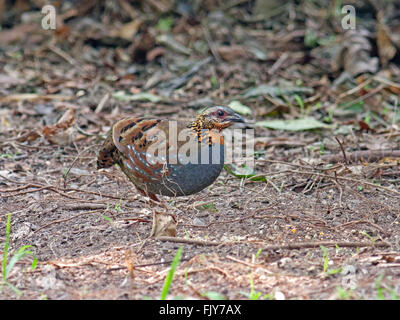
358 120 372 132
16 130 41 143
334 30 379 76
42 108 76 145
132 28 156 63
146 47 166 62
110 19 142 40
0 23 36 45
217 45 247 62
150 212 177 237
377 12 397 67
4 162 30 173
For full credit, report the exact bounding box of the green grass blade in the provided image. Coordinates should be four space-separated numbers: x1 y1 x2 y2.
161 247 183 300
2 213 11 283
320 245 329 273
5 246 33 277
6 282 21 296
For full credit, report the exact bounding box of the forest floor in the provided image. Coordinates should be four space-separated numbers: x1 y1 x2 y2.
0 0 400 300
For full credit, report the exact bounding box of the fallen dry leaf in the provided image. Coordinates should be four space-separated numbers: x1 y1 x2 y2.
377 12 397 67
0 23 37 45
42 108 76 145
16 130 41 143
110 19 142 40
0 94 72 103
334 30 379 76
146 46 166 62
217 45 247 62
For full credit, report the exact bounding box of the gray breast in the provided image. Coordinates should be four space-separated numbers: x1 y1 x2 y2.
150 142 224 197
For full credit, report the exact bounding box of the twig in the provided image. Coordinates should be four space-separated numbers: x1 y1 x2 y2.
268 52 289 75
202 23 221 63
34 209 104 233
332 175 343 207
287 169 400 197
94 92 110 114
340 84 385 109
48 44 78 67
156 237 390 249
226 255 273 274
321 149 400 164
373 75 400 89
259 241 390 250
63 203 107 211
186 266 229 278
156 236 220 246
337 77 373 100
335 219 388 235
334 136 348 165
1 180 134 201
63 144 98 188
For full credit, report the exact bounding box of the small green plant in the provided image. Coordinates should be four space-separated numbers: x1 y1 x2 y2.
375 274 385 300
0 153 14 159
201 291 226 300
375 274 399 300
161 247 183 300
332 0 343 16
319 142 325 155
364 111 371 125
114 199 123 213
359 231 375 246
210 76 218 88
247 275 261 300
240 274 273 300
102 215 113 223
40 293 48 300
156 16 174 32
320 245 342 275
183 229 190 238
294 94 305 115
195 202 218 213
336 286 353 300
1 213 37 295
321 245 329 273
255 248 262 260
304 29 318 48
323 107 334 123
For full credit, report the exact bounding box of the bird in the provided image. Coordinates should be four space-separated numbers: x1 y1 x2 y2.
97 106 245 236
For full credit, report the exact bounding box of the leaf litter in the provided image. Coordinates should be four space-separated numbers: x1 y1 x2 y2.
0 0 400 301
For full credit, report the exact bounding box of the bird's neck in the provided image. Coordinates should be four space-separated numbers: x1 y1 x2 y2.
187 114 215 131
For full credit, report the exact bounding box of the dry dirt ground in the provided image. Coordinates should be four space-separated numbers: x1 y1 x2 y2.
1 1 400 300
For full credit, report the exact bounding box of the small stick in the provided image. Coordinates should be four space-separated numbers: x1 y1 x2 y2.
286 169 400 197
156 237 390 249
268 52 289 75
335 219 388 235
334 136 348 165
94 92 110 114
202 23 221 63
34 209 104 233
48 44 78 67
156 236 220 246
321 149 400 164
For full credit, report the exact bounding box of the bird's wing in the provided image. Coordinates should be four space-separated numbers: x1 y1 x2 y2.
111 117 169 182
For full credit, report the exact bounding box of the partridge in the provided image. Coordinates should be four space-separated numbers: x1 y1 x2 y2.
97 106 245 235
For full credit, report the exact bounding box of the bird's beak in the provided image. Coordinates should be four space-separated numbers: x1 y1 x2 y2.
227 113 245 123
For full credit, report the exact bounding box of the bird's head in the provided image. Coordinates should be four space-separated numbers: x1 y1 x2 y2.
190 106 245 131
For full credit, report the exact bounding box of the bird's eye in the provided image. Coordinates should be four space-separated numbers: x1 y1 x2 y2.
217 110 225 117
